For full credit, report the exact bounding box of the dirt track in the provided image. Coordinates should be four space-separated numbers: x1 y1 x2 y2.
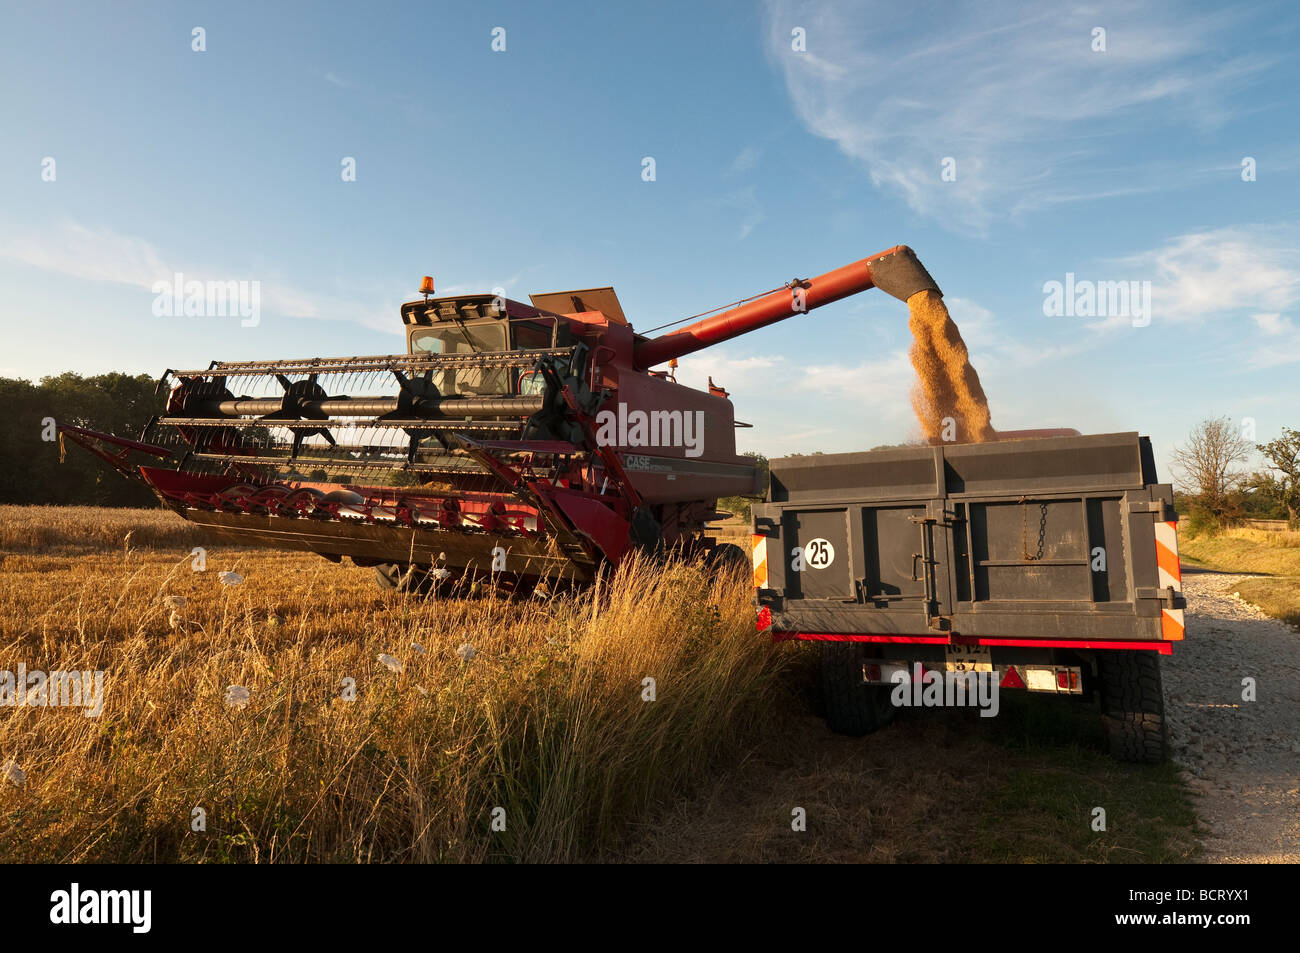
1165 572 1300 863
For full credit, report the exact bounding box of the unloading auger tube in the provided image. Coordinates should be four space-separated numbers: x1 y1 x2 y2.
55 244 938 590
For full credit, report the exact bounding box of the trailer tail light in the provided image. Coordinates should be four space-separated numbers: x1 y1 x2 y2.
1022 666 1083 694
864 664 881 682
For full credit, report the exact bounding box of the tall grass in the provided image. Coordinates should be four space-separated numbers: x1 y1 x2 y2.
0 537 788 862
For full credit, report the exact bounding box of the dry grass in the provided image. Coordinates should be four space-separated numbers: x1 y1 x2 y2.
0 507 789 862
1232 577 1300 628
1180 527 1300 576
0 506 1198 864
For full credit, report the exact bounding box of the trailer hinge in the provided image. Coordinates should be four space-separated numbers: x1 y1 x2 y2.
1136 585 1186 609
1126 499 1178 521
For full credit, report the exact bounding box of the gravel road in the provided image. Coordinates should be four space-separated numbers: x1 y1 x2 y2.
1164 572 1300 863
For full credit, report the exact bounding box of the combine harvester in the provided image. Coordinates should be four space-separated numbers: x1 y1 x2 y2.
60 244 1184 761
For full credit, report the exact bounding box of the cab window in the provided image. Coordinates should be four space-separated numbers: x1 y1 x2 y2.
512 321 552 350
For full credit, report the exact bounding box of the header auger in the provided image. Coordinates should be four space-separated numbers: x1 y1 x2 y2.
59 245 941 593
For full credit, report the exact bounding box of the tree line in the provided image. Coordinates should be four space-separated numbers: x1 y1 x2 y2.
0 373 164 507
1172 416 1300 531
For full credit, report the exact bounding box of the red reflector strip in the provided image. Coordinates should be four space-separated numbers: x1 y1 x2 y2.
770 633 1173 654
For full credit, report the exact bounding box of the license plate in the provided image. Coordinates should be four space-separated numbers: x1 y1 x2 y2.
944 642 993 672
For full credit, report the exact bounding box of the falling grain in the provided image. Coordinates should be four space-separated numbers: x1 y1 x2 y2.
906 290 995 443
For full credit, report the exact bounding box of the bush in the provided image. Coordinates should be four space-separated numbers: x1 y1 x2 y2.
1184 503 1221 538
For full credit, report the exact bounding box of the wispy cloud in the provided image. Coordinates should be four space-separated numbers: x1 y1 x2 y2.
1090 224 1300 334
727 146 762 176
715 186 765 240
763 1 1272 231
674 352 784 395
1249 312 1300 367
0 222 397 332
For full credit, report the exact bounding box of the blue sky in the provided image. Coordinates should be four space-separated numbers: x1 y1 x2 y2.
2 0 1298 485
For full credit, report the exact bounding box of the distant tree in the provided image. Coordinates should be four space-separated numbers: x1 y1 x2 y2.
1240 472 1289 521
1256 427 1300 527
740 450 769 492
0 373 163 506
1170 416 1251 526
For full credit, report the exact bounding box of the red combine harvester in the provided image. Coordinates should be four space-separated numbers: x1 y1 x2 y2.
60 246 944 592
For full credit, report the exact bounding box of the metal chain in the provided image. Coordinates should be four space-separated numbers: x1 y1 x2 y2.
1020 498 1047 561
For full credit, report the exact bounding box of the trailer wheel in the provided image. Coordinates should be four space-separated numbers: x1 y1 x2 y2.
820 642 896 736
1098 651 1168 763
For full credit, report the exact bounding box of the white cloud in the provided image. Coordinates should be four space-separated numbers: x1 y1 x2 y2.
0 222 398 333
1253 312 1291 335
1247 312 1300 367
673 352 784 395
1092 225 1300 333
763 1 1270 231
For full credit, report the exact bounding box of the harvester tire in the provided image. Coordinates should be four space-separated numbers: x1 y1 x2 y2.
374 563 408 590
705 543 749 579
820 642 896 736
1098 650 1168 764
373 563 453 595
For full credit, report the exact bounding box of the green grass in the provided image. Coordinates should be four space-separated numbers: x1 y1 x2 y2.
960 693 1199 863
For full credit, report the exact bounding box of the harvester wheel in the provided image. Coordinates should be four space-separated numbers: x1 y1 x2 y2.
374 563 408 590
820 642 896 736
1097 650 1168 763
705 543 749 579
374 563 461 596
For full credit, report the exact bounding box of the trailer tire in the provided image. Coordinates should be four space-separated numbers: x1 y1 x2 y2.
1098 650 1168 763
820 642 896 736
